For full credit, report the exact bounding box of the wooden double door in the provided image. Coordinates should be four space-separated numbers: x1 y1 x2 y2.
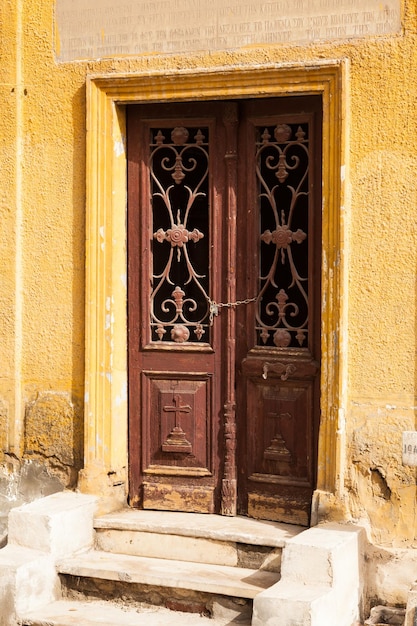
127 97 321 525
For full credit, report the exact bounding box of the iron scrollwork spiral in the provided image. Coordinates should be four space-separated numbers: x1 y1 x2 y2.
150 126 211 344
255 123 310 349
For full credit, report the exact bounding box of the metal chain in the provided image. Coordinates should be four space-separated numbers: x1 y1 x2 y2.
208 296 257 325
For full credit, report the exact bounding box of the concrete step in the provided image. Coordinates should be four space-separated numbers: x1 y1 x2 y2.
94 510 303 571
8 494 364 626
21 599 249 625
58 549 279 599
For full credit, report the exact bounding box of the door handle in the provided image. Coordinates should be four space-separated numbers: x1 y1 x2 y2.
262 362 297 381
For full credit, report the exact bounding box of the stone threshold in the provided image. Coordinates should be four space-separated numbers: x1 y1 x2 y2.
94 509 304 548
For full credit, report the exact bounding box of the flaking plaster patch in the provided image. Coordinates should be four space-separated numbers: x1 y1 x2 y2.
337 408 346 434
114 140 125 157
347 413 417 544
24 393 80 469
0 399 9 453
115 382 127 408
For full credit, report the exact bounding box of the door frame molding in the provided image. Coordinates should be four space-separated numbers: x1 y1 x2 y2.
79 61 349 520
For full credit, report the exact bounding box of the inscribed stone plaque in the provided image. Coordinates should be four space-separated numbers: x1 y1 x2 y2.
55 0 401 63
402 431 417 467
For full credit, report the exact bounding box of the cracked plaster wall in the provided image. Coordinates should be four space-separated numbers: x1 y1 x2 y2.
0 0 417 596
346 408 417 547
0 392 82 543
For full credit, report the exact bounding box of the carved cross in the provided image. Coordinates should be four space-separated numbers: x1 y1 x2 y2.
163 394 191 428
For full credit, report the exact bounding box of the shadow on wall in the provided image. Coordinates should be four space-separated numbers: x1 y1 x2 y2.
70 82 87 465
0 458 64 548
414 258 417 480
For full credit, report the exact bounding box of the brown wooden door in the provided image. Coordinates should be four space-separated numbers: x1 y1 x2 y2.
128 102 228 514
127 97 321 524
236 98 322 525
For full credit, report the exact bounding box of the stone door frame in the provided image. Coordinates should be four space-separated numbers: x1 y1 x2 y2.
79 61 349 520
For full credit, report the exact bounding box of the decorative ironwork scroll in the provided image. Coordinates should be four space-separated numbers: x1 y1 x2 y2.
150 126 210 343
255 122 310 349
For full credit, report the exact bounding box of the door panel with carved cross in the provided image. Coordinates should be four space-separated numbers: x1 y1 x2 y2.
127 97 321 523
128 102 227 513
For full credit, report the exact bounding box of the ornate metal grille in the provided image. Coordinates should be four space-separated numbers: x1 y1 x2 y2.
150 126 210 344
255 122 310 349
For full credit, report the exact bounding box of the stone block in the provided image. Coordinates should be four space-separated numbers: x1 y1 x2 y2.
0 544 59 625
366 545 417 607
405 582 417 626
253 523 365 626
281 522 364 588
8 491 97 556
365 605 405 625
252 580 331 626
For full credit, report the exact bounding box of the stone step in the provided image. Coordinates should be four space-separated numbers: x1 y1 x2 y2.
94 510 302 570
58 550 279 600
21 599 247 625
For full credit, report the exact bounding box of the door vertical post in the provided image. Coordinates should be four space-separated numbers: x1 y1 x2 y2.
221 103 239 516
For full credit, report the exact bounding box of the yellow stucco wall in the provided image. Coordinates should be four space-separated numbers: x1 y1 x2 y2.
1 0 417 551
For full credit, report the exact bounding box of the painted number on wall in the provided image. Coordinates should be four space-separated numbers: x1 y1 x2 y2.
402 432 417 466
